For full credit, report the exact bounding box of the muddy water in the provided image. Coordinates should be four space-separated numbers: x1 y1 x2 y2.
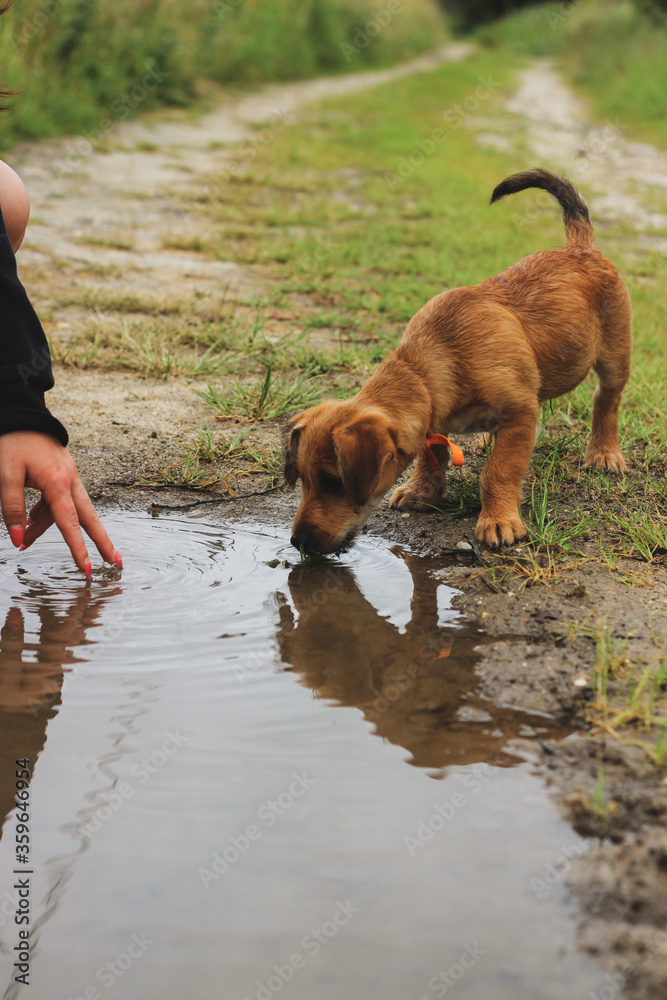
0 514 609 1000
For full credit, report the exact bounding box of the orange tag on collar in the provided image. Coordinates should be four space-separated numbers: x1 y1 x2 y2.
426 433 464 468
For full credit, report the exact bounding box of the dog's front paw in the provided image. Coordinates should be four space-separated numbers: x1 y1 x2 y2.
583 445 627 474
389 484 440 513
475 510 527 548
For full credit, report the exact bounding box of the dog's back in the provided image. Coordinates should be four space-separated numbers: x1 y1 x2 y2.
400 171 631 406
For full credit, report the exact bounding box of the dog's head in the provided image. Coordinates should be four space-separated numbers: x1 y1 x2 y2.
284 400 414 555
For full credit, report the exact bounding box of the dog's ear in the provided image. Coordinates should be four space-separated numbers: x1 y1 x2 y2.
333 414 398 508
283 416 305 486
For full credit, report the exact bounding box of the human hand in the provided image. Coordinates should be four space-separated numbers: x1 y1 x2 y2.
0 431 122 577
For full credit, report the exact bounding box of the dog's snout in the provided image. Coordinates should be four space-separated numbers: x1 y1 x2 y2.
290 526 313 551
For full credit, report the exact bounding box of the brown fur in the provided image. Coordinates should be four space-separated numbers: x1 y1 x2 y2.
284 170 632 554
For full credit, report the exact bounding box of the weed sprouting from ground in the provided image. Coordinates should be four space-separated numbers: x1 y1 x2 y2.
606 510 667 562
192 424 218 463
137 454 221 491
527 455 593 552
587 624 667 765
196 366 324 422
590 762 609 820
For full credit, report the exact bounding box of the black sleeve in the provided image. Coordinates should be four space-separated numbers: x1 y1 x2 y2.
0 206 68 446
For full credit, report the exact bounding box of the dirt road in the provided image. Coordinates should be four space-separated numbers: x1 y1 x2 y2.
493 59 667 238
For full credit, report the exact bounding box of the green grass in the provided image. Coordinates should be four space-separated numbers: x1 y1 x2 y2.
196 365 325 422
138 424 284 492
526 454 593 551
606 509 667 562
476 0 667 147
136 453 221 490
590 624 667 765
590 762 609 819
0 0 447 147
200 53 551 340
192 423 218 463
52 312 250 378
216 430 284 483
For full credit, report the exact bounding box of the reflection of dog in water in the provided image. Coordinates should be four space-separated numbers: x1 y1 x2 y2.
275 551 557 769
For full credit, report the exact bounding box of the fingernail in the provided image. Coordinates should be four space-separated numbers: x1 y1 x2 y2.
9 527 24 548
84 560 92 579
114 550 123 568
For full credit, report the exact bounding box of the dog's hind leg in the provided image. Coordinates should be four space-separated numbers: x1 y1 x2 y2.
389 443 450 512
583 380 628 473
476 408 538 547
584 289 632 473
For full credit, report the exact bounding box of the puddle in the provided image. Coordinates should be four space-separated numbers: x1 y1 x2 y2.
0 514 609 1000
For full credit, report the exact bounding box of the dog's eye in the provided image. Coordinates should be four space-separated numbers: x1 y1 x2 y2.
319 472 343 495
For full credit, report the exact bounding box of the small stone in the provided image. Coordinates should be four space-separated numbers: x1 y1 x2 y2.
401 513 410 519
573 676 589 688
242 508 250 514
457 706 493 724
456 540 473 551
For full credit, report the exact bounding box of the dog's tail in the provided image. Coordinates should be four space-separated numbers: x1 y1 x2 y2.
490 169 594 247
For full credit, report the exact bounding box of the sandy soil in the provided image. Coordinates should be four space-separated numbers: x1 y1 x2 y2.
7 52 667 997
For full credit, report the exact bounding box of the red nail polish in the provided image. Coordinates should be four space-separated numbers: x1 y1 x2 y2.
84 560 92 579
9 527 24 548
114 550 123 568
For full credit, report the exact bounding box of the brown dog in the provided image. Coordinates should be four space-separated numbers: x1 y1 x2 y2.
284 169 632 554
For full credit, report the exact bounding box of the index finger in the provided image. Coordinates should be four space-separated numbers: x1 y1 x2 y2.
0 467 27 548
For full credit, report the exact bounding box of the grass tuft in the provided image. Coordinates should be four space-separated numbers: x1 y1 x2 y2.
196 366 324 422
